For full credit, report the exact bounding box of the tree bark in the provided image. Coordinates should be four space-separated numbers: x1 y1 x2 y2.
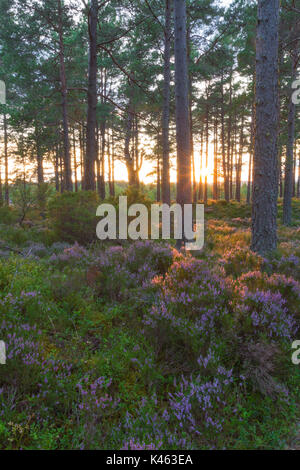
57 0 72 191
73 128 78 192
174 0 192 209
124 81 136 186
221 74 229 201
4 113 9 205
251 0 280 254
55 144 60 192
85 0 98 191
236 114 244 202
204 100 209 204
213 114 218 200
162 0 172 204
283 50 298 225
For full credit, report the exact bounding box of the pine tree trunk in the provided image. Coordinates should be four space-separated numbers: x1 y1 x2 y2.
236 114 244 202
124 81 136 187
297 148 300 199
227 70 233 201
283 50 297 225
4 113 9 205
100 121 106 199
204 101 209 204
57 0 72 192
247 152 252 204
73 129 78 192
85 0 98 191
213 115 218 200
174 0 192 209
221 75 229 201
251 0 280 254
198 124 204 201
157 156 161 202
162 0 171 205
55 144 60 192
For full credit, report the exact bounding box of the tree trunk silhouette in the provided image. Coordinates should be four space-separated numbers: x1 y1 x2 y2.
283 50 298 225
124 83 136 186
4 113 9 205
174 0 191 210
236 114 244 202
162 0 171 204
251 0 280 254
57 0 72 191
85 0 98 191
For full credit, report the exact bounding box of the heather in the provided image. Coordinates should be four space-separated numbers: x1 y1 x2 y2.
0 200 299 450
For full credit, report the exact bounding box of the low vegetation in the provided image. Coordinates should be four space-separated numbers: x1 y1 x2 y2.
0 194 299 450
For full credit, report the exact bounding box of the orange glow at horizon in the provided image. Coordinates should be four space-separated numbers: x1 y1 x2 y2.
1 141 250 187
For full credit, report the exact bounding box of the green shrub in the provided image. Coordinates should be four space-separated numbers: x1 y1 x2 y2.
47 191 100 245
0 206 18 225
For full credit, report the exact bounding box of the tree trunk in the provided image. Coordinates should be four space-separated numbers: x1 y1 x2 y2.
124 82 136 186
157 156 161 202
204 100 209 204
174 0 191 209
251 0 280 254
221 74 229 201
37 146 44 186
57 0 72 191
236 114 244 202
198 123 204 201
213 114 218 200
55 144 60 192
85 0 98 191
162 0 172 204
4 113 9 205
283 50 298 225
297 147 300 199
99 121 106 199
0 155 2 206
73 129 78 192
247 152 252 204
227 70 233 201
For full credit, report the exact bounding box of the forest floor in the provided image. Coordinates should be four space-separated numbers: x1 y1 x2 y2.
0 197 299 450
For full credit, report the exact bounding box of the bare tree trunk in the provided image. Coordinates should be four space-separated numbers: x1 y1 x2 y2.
162 0 172 204
99 121 106 199
174 0 192 211
297 147 300 199
124 82 136 186
247 152 252 204
199 123 204 201
111 129 115 196
221 74 229 201
59 142 65 193
236 114 244 202
213 114 218 200
134 117 141 187
227 70 233 201
4 113 9 205
73 128 78 192
85 0 98 190
204 101 209 204
157 155 161 202
279 149 283 198
55 144 60 192
37 147 44 185
58 0 72 191
0 152 3 206
251 0 280 254
283 50 298 225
